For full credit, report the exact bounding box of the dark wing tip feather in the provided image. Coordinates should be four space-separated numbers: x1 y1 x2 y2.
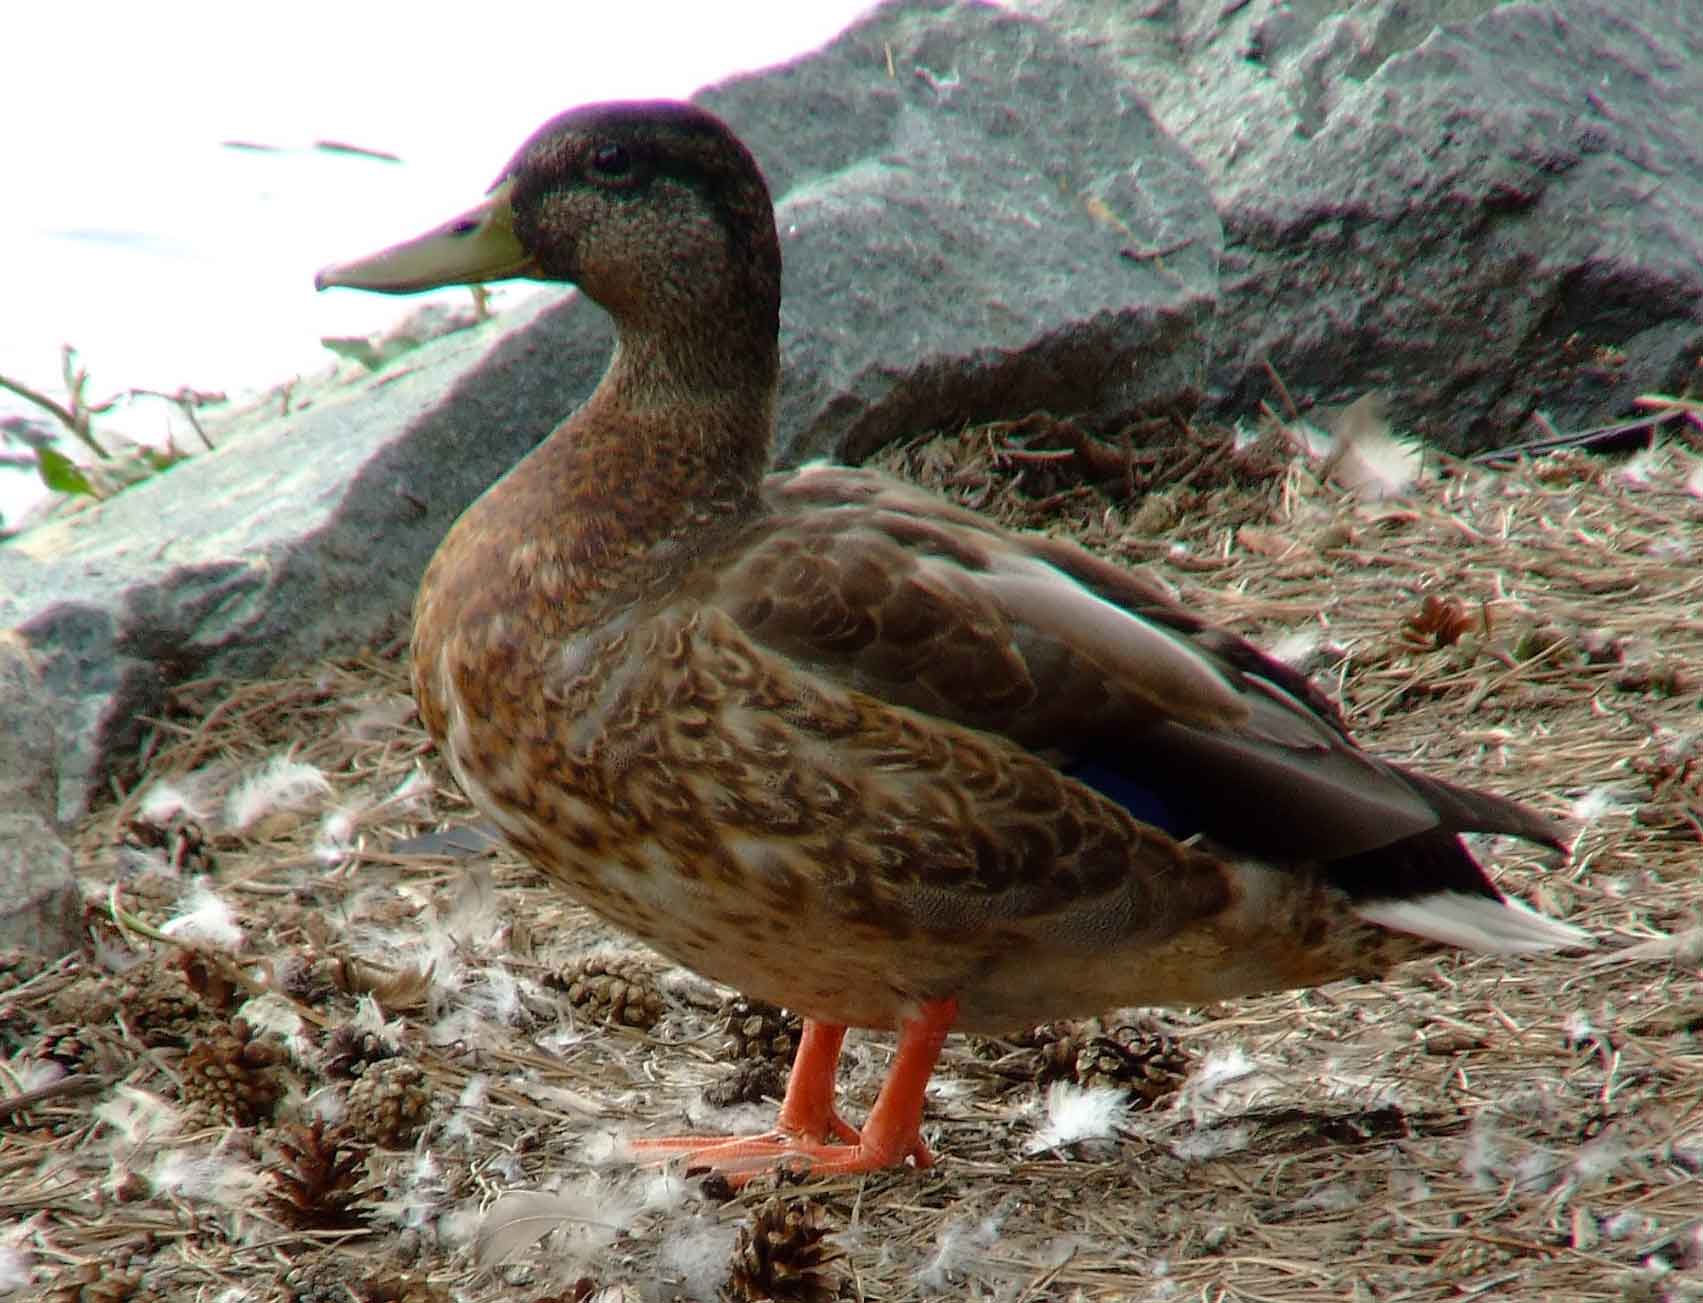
1398 768 1569 853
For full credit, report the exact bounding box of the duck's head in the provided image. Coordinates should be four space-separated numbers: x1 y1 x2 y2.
316 101 781 341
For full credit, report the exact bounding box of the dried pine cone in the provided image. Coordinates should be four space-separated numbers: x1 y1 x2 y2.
27 1022 113 1075
322 1023 399 1080
266 949 340 1006
284 1258 352 1303
724 1197 841 1303
1430 1238 1512 1280
126 965 211 1042
119 813 215 875
726 997 801 1064
344 1057 431 1147
704 1059 789 1109
53 963 209 1047
40 1264 154 1303
180 1018 285 1125
553 952 667 1030
1004 1020 1087 1081
167 949 240 1013
1399 594 1477 650
268 1119 370 1229
1073 1029 1191 1107
1001 1020 1190 1107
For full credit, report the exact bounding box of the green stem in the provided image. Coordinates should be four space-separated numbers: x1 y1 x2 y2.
0 370 111 459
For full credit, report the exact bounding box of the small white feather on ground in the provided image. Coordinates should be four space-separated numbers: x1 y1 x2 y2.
471 1185 643 1273
159 884 245 950
1025 1081 1131 1155
225 754 332 831
920 1208 1008 1290
1321 393 1425 500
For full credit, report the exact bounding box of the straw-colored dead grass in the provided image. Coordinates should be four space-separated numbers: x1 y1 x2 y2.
4 415 1702 1303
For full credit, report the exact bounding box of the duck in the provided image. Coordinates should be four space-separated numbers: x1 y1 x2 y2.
316 100 1587 1182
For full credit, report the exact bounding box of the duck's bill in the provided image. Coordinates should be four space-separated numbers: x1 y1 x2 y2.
315 179 537 293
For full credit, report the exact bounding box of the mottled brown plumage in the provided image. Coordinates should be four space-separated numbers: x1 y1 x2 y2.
317 100 1586 1180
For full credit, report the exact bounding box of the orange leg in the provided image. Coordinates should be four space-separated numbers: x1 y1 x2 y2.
629 997 958 1185
774 1021 862 1144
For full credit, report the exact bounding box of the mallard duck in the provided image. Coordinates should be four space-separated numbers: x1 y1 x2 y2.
317 101 1586 1181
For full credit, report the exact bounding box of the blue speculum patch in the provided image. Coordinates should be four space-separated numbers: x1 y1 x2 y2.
1061 756 1186 839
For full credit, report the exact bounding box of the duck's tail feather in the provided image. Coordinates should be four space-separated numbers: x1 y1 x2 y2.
1355 890 1591 954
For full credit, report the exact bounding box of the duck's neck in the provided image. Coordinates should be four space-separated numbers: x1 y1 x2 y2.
434 313 779 624
602 308 780 424
565 313 779 527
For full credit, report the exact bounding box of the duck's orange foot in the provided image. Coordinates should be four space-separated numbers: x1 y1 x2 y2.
630 999 956 1187
628 1124 933 1185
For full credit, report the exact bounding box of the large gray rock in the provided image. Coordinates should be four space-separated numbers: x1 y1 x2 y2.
701 1 1216 463
0 637 80 955
0 810 80 955
0 0 1207 835
1018 0 1703 450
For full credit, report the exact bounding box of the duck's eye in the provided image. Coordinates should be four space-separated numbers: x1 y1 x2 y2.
590 143 632 178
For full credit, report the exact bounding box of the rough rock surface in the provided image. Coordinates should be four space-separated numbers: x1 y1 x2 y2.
1022 0 1703 450
0 636 81 954
1 0 1698 956
699 2 1217 465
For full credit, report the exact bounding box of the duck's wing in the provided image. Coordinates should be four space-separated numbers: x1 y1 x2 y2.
721 465 1562 863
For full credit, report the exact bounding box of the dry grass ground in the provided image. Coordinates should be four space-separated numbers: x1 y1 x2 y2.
4 413 1701 1303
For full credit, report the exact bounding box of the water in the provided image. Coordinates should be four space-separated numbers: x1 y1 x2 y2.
0 1 872 525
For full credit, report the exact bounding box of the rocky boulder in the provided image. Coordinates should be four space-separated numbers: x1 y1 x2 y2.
1023 0 1703 450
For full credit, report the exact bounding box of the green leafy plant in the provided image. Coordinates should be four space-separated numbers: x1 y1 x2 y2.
0 346 220 527
33 445 95 496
